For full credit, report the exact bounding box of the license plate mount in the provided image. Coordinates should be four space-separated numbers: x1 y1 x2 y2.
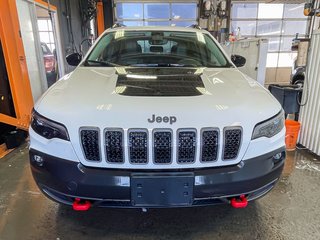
131 173 194 207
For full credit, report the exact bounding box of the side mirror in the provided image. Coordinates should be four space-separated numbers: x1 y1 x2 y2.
66 53 82 66
231 54 246 67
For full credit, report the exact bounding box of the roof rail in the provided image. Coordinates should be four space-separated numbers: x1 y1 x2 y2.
112 23 126 29
187 24 202 30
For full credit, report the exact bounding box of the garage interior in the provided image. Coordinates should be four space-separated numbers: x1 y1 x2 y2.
0 0 320 239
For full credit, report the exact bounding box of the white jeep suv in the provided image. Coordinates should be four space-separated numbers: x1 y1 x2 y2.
29 26 285 210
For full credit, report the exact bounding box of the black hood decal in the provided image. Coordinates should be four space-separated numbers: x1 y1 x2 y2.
115 68 205 97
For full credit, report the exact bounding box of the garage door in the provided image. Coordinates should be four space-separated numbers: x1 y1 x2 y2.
114 0 198 27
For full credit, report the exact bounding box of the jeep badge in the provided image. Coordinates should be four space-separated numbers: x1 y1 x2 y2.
148 114 177 124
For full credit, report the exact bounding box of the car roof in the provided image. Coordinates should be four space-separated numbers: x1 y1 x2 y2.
105 26 207 34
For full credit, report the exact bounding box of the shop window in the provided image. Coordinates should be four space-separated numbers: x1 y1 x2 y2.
116 3 143 19
284 4 307 19
37 19 55 52
268 37 281 52
282 20 307 35
231 21 256 36
257 21 282 36
231 3 258 19
258 4 283 19
144 3 170 19
171 3 197 19
115 1 198 27
231 3 308 68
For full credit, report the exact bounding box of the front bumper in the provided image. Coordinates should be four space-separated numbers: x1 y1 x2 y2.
29 147 285 208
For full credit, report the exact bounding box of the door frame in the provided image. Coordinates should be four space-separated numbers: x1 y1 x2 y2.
0 0 34 130
34 0 65 78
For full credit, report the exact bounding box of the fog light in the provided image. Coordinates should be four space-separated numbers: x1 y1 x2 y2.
273 152 283 164
273 153 282 160
33 155 44 167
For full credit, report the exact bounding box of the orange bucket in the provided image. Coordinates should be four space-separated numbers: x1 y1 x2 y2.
285 120 301 151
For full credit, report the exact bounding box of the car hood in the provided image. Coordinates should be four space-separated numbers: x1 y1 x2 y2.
35 66 282 166
36 66 281 128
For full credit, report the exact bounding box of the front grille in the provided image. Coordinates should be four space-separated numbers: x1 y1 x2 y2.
201 129 219 162
153 131 172 164
80 129 100 161
128 130 148 164
223 128 242 160
79 127 243 165
177 130 196 163
105 130 124 163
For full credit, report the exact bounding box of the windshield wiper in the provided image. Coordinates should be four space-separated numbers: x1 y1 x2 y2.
206 63 234 68
85 60 121 67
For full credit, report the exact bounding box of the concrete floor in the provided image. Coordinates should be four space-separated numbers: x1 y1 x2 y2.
0 144 320 240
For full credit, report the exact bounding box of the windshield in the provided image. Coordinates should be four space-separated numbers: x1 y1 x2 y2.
85 30 231 68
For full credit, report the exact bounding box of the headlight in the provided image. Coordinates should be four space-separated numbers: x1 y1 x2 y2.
252 110 285 140
31 110 69 141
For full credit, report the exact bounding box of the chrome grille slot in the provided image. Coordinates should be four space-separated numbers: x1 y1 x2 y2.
80 129 100 161
201 129 219 162
105 130 124 163
177 130 196 163
153 130 172 164
223 128 242 160
128 130 148 164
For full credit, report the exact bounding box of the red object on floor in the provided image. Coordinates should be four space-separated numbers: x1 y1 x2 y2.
230 195 248 208
72 198 91 211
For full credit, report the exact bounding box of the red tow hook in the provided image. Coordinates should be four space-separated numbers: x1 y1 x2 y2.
230 195 248 208
72 198 91 211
